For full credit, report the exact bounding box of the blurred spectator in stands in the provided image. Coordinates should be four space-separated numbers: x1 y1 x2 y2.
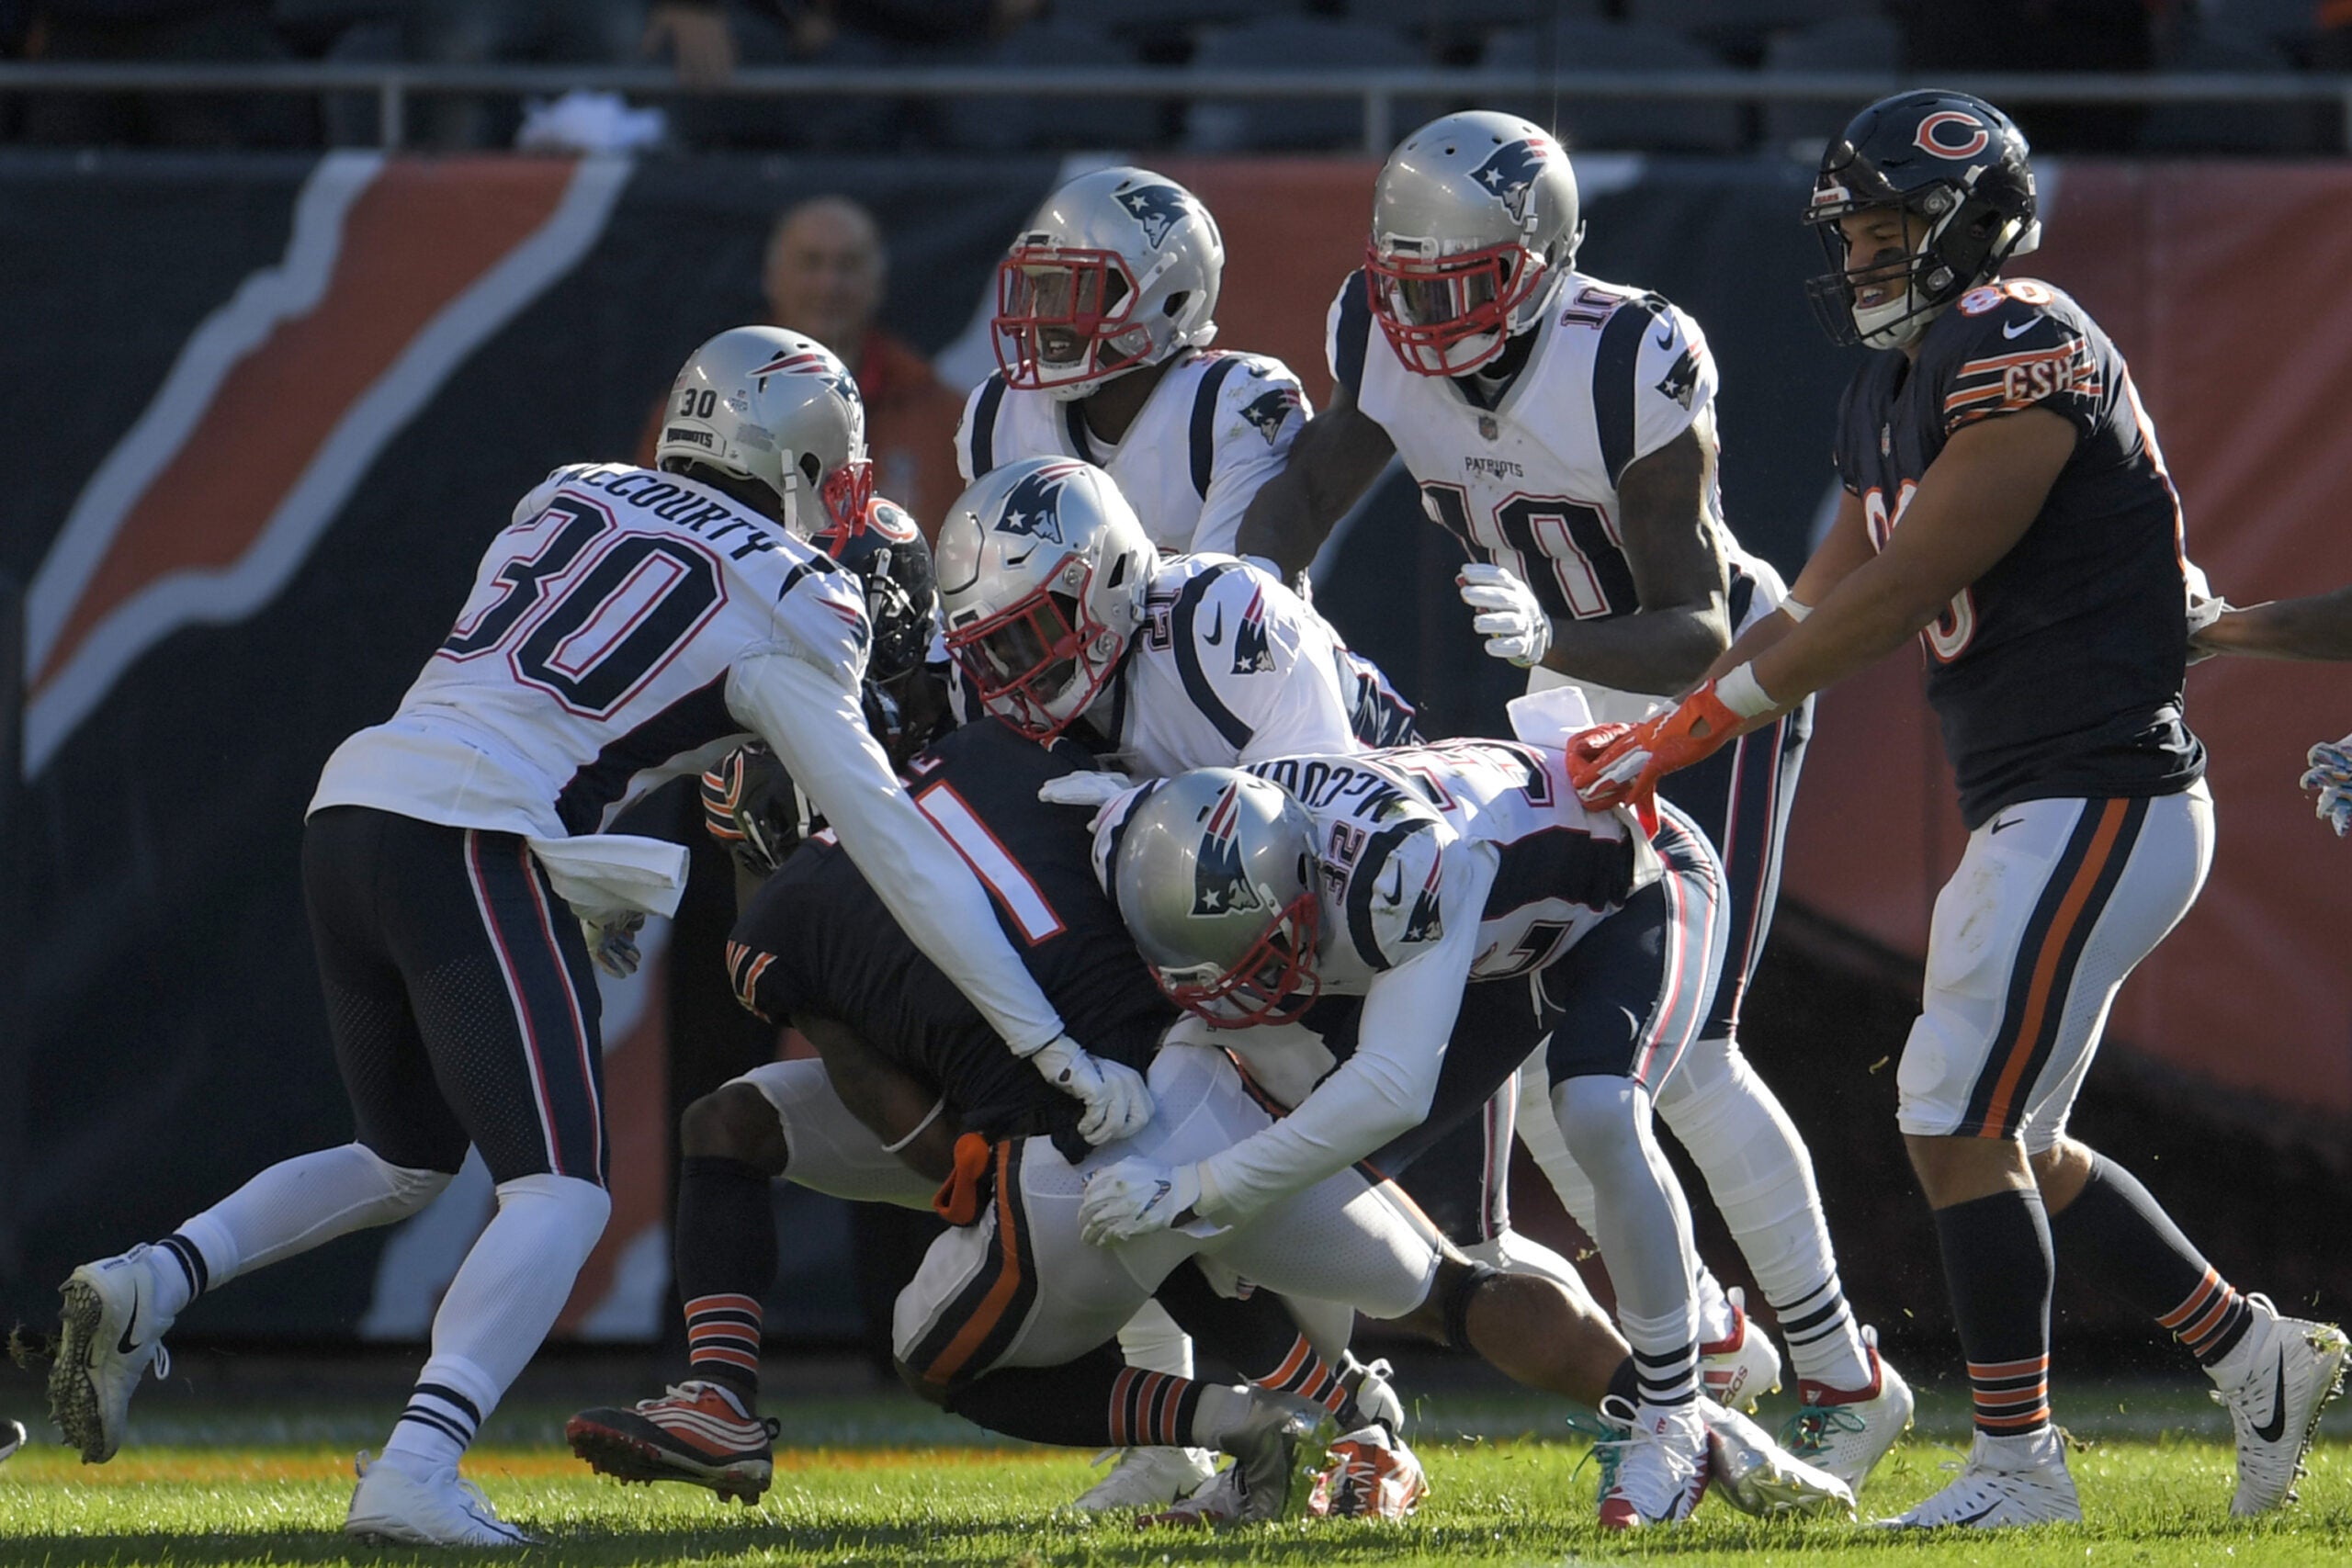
13 1 310 147
1896 0 2173 152
639 195 963 532
410 0 648 150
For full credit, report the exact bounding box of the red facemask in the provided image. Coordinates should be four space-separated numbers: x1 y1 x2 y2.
992 246 1148 390
1158 891 1324 1030
1363 240 1544 377
943 567 1118 741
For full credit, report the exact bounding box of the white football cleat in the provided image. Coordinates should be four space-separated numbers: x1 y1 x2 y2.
1345 1357 1405 1433
1699 1288 1782 1413
50 1247 177 1463
345 1451 542 1546
1067 1445 1216 1513
2208 1294 2350 1517
0 1418 25 1466
1144 1397 1326 1527
1874 1427 2080 1529
1697 1395 1854 1517
1595 1399 1710 1531
1308 1424 1430 1518
1782 1329 1916 1491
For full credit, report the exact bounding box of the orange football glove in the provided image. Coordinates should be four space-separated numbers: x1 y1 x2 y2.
1566 681 1749 828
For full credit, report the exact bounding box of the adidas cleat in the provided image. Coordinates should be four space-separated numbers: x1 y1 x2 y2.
1699 1286 1782 1413
1697 1395 1854 1517
1781 1328 1915 1492
565 1382 779 1503
49 1247 176 1464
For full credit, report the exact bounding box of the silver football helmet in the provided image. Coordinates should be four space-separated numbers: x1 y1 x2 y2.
992 165 1224 400
1113 769 1324 1028
656 326 872 538
935 457 1157 740
1366 110 1584 376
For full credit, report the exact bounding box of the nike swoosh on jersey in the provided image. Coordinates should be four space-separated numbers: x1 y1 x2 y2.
1203 606 1226 645
1381 861 1404 904
2251 1357 2289 1444
2003 320 2040 339
1989 817 2022 834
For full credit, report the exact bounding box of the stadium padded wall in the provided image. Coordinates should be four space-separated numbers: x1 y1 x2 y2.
3 151 2346 1341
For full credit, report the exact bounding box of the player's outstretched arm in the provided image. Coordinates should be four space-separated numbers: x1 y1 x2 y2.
731 651 1150 1142
1701 486 1878 682
2195 582 2352 661
1234 381 1396 579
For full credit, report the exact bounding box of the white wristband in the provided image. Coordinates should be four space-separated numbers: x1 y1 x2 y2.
882 1098 946 1154
1780 597 1813 623
1713 662 1779 719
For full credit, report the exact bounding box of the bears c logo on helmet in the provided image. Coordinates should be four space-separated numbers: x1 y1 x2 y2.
1467 136 1555 224
991 459 1091 545
1914 111 1990 160
1113 184 1193 250
1192 782 1262 916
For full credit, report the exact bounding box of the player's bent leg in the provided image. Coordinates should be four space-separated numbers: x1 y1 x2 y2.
51 1142 452 1465
741 1058 938 1209
1074 1301 1217 1513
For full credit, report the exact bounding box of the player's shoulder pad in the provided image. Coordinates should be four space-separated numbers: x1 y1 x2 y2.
957 369 1011 482
1586 289 1713 483
1214 353 1311 458
1181 555 1319 677
1340 814 1450 972
767 553 873 688
513 461 605 525
1327 268 1374 400
1632 299 1716 417
1928 278 2098 430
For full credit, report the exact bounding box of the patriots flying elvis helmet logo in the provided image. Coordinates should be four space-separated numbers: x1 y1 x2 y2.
1114 183 1193 250
1467 136 1555 225
1192 781 1262 917
749 348 856 405
993 459 1091 546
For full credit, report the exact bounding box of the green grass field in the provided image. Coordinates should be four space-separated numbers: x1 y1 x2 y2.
2 1380 2346 1567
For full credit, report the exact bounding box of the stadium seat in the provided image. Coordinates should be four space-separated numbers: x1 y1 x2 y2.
1624 0 1876 59
1479 18 1745 153
1185 16 1438 152
2141 25 2323 155
935 21 1163 153
1758 15 1900 152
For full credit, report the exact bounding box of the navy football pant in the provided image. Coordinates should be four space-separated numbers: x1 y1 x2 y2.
303 806 607 1186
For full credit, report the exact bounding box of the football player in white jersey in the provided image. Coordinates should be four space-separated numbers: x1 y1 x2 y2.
1081 750 1761 1529
962 166 1308 559
1235 110 1908 1485
44 329 1149 1548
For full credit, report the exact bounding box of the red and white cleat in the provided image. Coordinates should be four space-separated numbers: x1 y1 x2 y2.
1699 1287 1782 1414
1308 1425 1429 1519
565 1381 778 1503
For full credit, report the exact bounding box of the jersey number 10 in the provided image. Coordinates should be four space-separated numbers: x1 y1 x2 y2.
1420 482 1637 621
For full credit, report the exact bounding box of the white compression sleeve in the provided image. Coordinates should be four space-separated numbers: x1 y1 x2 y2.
1193 852 1494 1224
731 651 1066 1055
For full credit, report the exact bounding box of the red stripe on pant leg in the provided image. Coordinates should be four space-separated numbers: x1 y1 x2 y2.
465 830 565 1177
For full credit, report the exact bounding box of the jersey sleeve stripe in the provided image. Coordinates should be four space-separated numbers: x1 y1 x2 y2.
1188 355 1248 500
1170 567 1254 750
968 374 1007 477
1591 299 1657 485
1331 269 1373 398
1342 821 1421 972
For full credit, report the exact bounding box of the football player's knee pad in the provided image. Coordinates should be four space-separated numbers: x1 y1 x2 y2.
1439 1261 1503 1355
491 1172 611 1269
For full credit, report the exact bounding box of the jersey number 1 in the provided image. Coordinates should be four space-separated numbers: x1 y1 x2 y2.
440 496 727 716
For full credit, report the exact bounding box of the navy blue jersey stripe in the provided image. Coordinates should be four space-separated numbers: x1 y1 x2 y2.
970 374 1007 476
1343 821 1422 973
1332 270 1373 399
1188 355 1246 500
1169 566 1253 750
554 675 737 834
1593 296 1664 486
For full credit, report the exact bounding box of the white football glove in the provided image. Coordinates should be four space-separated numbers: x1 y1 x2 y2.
1079 1157 1200 1247
2301 734 2352 836
1457 562 1553 667
1037 771 1136 813
2185 591 2232 665
1025 1033 1154 1145
579 908 646 979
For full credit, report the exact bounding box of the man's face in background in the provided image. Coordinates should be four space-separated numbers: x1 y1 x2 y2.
764 197 885 366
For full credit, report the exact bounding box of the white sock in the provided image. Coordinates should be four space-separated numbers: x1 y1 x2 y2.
1189 1383 1251 1450
1116 1299 1194 1378
155 1144 450 1317
379 1172 608 1474
1694 1265 1735 1346
1655 1038 1869 1389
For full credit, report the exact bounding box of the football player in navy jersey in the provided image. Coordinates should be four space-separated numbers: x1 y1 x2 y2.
1573 88 2348 1529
